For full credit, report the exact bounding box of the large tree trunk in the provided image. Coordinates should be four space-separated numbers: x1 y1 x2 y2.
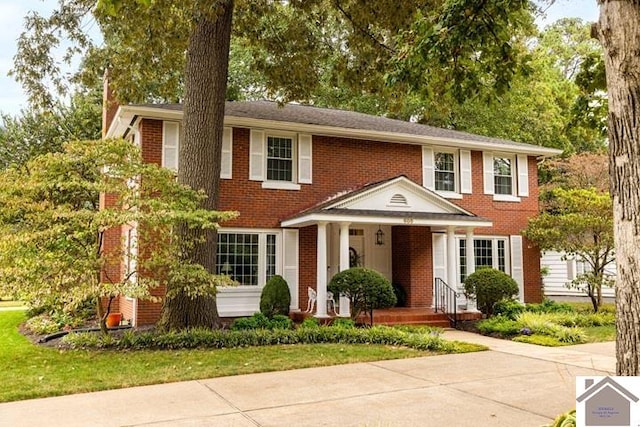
158 1 234 330
595 0 640 376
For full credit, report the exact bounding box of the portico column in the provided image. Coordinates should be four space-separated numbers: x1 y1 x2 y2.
465 227 477 311
338 222 351 317
446 226 457 289
315 222 329 318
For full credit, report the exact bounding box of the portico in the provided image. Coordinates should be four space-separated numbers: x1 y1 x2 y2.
281 176 492 317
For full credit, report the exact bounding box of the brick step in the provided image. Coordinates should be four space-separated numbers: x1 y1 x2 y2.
374 320 452 328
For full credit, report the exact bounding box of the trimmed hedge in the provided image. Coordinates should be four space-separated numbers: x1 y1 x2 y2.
260 275 291 318
62 324 461 353
463 268 519 316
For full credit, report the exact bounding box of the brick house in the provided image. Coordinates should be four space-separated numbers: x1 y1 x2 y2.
103 99 560 326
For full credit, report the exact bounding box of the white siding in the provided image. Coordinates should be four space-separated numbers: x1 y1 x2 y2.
542 251 616 298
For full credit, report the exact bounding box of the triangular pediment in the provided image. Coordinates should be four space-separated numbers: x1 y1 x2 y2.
326 176 473 216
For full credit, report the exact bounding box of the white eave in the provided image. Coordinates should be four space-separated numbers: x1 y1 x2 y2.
281 213 492 228
106 105 562 158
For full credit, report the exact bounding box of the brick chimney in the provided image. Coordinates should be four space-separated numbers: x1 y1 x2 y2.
102 69 120 138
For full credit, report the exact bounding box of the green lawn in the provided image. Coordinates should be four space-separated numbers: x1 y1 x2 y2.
583 325 616 343
0 310 482 402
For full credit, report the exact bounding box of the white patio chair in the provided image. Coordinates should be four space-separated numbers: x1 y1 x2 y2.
305 287 317 313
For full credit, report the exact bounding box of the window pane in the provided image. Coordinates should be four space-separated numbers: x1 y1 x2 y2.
217 233 259 286
494 157 513 195
497 240 506 272
266 234 276 281
474 239 493 268
267 136 293 181
435 152 456 192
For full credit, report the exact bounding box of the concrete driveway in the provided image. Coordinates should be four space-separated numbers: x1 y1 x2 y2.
0 331 615 427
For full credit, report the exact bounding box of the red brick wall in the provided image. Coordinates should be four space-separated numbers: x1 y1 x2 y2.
123 120 543 324
392 226 433 307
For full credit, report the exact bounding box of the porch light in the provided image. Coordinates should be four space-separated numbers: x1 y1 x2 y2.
375 226 385 246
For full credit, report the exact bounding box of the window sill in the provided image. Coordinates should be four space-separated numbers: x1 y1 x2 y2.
436 191 463 200
262 181 301 191
493 194 521 202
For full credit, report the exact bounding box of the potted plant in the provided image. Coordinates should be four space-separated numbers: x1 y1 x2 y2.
106 312 122 328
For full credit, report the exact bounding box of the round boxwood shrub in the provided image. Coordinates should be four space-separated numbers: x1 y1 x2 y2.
463 268 519 317
259 275 291 318
328 267 396 324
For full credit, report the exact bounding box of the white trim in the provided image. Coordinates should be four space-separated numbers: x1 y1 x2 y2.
493 194 521 203
516 154 529 197
249 129 265 181
162 121 179 171
510 235 525 302
262 181 301 190
281 212 492 228
459 149 472 194
436 191 463 200
422 146 434 190
107 105 562 157
221 127 233 179
483 152 494 195
298 134 312 184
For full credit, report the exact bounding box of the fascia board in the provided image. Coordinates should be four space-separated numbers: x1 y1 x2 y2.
281 213 492 228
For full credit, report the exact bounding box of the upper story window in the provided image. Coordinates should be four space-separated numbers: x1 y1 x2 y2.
267 136 294 181
434 152 456 192
493 156 514 195
250 130 312 190
483 152 529 201
162 121 233 179
422 147 471 198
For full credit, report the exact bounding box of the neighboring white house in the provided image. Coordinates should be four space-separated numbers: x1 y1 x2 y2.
542 251 615 299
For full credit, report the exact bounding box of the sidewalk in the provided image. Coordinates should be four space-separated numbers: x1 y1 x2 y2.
0 332 614 427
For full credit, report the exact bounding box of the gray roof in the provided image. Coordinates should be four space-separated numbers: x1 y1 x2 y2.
135 100 551 152
282 175 490 224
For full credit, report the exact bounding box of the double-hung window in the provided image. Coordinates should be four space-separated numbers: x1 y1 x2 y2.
483 152 529 201
162 121 233 178
434 152 456 192
422 147 471 197
459 237 509 283
216 231 279 286
493 157 513 195
250 130 312 190
267 136 294 182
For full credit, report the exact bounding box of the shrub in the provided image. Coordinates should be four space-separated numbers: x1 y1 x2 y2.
328 267 396 322
512 335 564 346
477 316 521 336
526 299 573 314
463 268 519 316
231 312 271 330
259 275 291 318
63 324 464 353
331 317 356 329
269 314 293 330
300 317 320 328
493 299 525 320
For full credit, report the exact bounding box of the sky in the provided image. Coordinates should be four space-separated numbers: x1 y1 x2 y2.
0 0 600 117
